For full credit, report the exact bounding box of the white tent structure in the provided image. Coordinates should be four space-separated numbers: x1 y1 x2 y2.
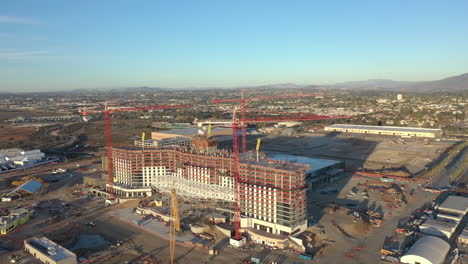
400 236 450 264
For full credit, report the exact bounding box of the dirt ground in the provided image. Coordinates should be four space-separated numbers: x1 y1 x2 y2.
0 125 36 143
80 119 156 147
259 133 453 174
305 175 437 264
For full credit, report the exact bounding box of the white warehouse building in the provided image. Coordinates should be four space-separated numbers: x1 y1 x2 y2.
419 218 459 239
0 149 45 169
400 235 450 264
437 195 468 215
324 124 442 138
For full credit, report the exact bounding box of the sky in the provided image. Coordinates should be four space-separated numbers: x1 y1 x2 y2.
1 0 468 92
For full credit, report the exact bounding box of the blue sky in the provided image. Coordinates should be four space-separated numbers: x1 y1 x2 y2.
1 0 467 92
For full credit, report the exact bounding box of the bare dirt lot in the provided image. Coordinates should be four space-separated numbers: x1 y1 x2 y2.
260 133 453 174
0 125 36 143
79 119 156 147
306 175 437 264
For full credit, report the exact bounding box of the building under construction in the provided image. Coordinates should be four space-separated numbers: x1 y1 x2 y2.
112 146 310 236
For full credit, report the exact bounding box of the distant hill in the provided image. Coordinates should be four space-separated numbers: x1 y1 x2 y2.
65 86 164 94
3 73 467 94
331 73 468 92
240 73 468 92
110 86 164 93
332 79 413 90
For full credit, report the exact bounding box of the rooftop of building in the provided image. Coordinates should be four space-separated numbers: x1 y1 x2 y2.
8 180 42 197
26 237 76 261
268 154 342 173
113 146 310 172
154 128 199 135
0 208 29 228
420 218 458 230
152 127 232 137
401 235 450 264
240 152 310 172
244 227 288 241
325 124 442 133
438 195 468 214
110 183 152 190
140 136 191 142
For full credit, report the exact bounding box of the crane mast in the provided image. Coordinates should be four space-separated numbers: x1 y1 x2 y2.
214 101 350 247
214 91 323 153
79 103 190 200
170 188 180 264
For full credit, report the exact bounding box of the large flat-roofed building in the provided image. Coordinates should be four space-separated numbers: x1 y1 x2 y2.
268 154 345 188
24 237 77 264
437 195 468 215
437 212 463 223
419 218 459 239
112 146 308 237
324 124 442 138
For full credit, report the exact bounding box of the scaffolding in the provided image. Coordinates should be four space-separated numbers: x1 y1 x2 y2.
112 146 309 235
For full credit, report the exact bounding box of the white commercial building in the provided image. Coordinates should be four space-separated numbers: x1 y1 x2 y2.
324 124 442 138
436 212 463 223
419 218 459 239
437 195 468 215
400 235 450 264
0 149 45 169
24 237 77 264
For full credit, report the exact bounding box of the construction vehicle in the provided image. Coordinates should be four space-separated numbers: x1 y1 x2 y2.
381 248 395 255
395 228 406 234
299 254 313 260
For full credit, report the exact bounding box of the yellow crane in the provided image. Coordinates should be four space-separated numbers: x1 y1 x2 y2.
207 124 212 138
169 188 180 264
256 138 262 162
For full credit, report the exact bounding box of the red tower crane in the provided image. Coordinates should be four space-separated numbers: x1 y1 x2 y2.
227 109 351 245
214 90 323 153
80 103 190 199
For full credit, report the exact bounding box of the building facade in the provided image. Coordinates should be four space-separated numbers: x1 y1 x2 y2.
112 147 308 236
0 208 30 234
324 124 442 138
25 237 77 264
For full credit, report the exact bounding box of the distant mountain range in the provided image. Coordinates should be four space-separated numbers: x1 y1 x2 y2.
329 73 468 92
67 86 164 94
2 73 467 94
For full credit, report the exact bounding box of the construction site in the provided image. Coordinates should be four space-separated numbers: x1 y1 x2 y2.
0 92 466 264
